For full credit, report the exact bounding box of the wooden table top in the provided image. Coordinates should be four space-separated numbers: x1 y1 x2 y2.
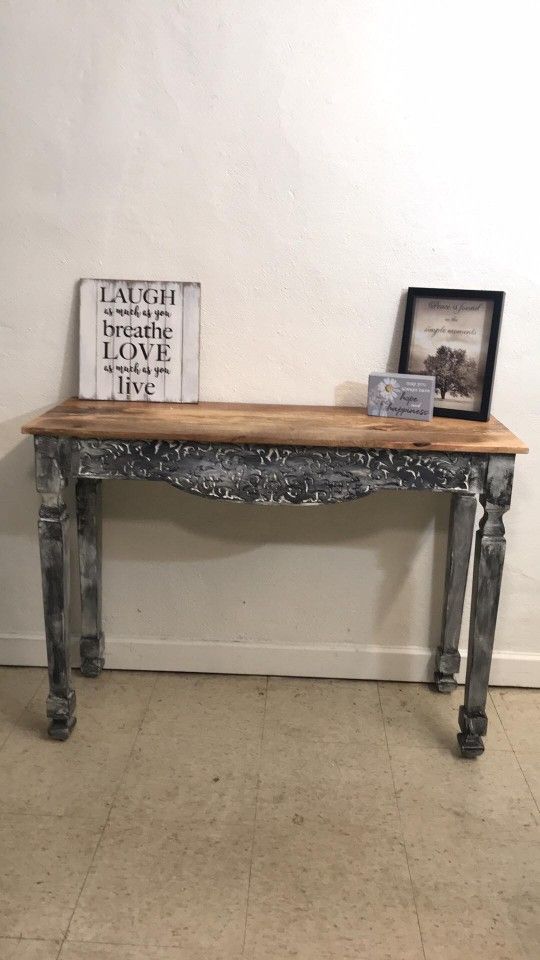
21 397 528 454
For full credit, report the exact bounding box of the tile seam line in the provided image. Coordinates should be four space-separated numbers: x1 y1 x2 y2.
57 932 249 950
60 671 160 949
0 935 63 943
376 681 428 960
241 674 269 955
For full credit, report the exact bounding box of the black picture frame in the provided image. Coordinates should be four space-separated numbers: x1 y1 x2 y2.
398 287 505 421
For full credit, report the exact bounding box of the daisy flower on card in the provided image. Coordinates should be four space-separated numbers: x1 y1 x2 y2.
377 377 400 400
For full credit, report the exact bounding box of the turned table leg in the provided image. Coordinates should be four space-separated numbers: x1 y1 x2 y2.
76 478 105 677
458 455 515 758
435 493 476 692
35 437 76 739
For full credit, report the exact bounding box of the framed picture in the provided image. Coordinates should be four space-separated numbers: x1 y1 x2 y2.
398 287 504 421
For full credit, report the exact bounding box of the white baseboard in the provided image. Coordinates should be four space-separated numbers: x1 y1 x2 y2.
0 634 539 687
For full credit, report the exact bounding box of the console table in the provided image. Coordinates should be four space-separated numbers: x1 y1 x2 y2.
21 398 528 756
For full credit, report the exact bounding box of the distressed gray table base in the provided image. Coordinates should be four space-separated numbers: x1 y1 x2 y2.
36 439 77 740
456 456 513 757
76 478 105 678
435 493 477 693
34 435 514 756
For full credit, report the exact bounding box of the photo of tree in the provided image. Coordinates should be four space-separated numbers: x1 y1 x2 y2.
423 345 477 401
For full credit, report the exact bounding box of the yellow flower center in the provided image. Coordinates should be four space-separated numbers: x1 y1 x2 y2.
385 384 393 392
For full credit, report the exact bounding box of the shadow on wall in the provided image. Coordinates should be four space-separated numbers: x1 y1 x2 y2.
386 289 409 371
103 479 450 650
0 279 80 535
0 279 81 553
0 427 82 637
333 289 408 407
59 281 80 399
0 280 82 633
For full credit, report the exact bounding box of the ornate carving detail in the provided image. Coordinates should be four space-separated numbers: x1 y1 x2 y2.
77 439 485 505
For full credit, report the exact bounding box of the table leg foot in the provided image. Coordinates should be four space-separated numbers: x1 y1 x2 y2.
46 690 77 740
434 670 458 693
48 716 77 740
458 705 487 758
457 731 484 758
80 652 105 678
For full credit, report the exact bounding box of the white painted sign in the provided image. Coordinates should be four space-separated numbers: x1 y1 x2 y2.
79 279 200 402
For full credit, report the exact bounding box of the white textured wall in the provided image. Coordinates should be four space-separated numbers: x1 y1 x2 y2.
1 1 538 682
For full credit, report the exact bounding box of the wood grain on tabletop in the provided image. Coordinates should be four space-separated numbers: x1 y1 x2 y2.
21 397 528 454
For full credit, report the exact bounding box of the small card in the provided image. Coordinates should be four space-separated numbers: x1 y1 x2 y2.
367 372 435 421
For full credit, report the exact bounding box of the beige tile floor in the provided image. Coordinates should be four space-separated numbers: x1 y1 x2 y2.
0 667 538 960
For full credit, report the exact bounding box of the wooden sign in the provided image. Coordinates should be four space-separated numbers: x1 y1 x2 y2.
367 372 435 421
79 279 200 402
